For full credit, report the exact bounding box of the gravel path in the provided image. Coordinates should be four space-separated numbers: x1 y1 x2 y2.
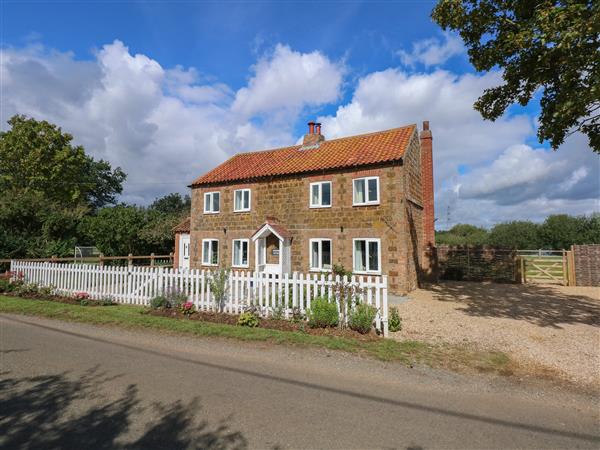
390 282 600 390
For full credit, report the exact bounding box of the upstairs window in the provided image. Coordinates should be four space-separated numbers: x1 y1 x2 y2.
353 238 380 274
204 192 220 213
310 181 332 208
353 176 379 205
202 239 219 265
234 189 251 212
310 239 332 271
232 239 249 267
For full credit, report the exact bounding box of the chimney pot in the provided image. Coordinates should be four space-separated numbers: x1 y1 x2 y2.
423 120 429 131
308 121 315 134
315 123 322 135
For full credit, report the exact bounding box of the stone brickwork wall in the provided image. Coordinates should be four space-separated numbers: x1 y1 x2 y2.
573 244 600 287
189 130 425 294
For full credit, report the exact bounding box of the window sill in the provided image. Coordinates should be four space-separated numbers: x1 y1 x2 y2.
203 211 220 215
309 268 332 273
352 202 380 207
309 205 332 209
232 265 250 269
233 210 251 213
201 263 219 267
352 270 382 276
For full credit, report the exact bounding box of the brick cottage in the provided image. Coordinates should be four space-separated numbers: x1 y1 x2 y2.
174 121 435 295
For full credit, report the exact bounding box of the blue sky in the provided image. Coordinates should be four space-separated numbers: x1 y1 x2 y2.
2 1 598 227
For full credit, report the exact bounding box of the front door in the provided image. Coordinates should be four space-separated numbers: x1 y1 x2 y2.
264 234 280 274
179 234 190 269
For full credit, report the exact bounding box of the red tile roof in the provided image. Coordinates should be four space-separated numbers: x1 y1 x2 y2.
172 217 190 233
191 125 416 186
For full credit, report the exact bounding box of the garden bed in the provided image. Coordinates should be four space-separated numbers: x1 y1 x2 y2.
146 308 381 342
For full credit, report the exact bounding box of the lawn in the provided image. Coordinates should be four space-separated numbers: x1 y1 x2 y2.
0 295 512 375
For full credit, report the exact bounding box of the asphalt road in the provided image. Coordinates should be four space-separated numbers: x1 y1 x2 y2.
1 313 598 449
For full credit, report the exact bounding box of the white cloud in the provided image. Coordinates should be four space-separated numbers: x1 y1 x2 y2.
397 32 464 67
1 40 344 204
232 44 343 119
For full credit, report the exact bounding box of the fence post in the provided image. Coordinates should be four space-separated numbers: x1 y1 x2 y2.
382 276 389 337
169 252 174 267
562 249 568 286
569 245 576 286
150 253 155 267
128 253 133 270
51 255 57 263
520 257 526 284
99 253 105 267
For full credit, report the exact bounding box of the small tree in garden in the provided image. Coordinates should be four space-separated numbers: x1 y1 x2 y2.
330 264 364 329
209 267 230 313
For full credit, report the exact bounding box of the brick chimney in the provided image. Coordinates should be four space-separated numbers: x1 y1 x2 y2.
303 121 325 146
420 121 435 247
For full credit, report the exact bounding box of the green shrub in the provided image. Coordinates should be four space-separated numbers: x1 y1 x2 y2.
163 287 188 308
237 312 259 327
38 285 54 297
271 305 285 320
150 295 167 309
99 297 116 306
388 307 402 332
80 299 89 306
348 303 377 334
307 296 339 328
14 283 39 297
0 278 14 293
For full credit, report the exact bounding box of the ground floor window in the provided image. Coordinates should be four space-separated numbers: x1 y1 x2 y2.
232 239 249 267
310 239 332 271
202 239 219 266
353 238 380 273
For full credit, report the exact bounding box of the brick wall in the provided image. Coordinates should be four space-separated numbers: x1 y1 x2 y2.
189 131 425 294
573 244 600 287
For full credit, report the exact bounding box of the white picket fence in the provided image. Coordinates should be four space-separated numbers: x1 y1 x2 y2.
10 260 389 335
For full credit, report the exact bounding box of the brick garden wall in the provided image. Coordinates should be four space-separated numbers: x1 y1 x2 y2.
573 244 600 287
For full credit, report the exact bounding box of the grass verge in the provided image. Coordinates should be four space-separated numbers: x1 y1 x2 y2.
0 295 512 375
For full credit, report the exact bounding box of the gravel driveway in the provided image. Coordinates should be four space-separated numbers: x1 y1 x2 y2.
390 282 600 389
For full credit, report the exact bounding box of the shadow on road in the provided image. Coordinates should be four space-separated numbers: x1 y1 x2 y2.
0 367 247 450
426 281 600 328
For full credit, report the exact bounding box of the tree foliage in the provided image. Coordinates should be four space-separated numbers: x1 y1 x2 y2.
0 115 126 208
432 0 599 152
436 214 600 248
81 194 190 256
0 116 126 258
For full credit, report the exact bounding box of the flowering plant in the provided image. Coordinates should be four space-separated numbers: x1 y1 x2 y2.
180 301 196 316
74 292 90 300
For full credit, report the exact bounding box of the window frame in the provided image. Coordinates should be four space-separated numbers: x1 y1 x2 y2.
352 176 380 206
352 238 381 274
309 181 332 209
201 239 219 266
233 189 251 213
203 191 221 214
231 239 250 268
309 238 333 271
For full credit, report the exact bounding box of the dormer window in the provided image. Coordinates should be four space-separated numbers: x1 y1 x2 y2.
204 192 220 214
310 181 331 208
353 176 379 206
234 189 251 212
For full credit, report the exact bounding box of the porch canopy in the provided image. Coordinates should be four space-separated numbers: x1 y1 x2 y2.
251 219 292 275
